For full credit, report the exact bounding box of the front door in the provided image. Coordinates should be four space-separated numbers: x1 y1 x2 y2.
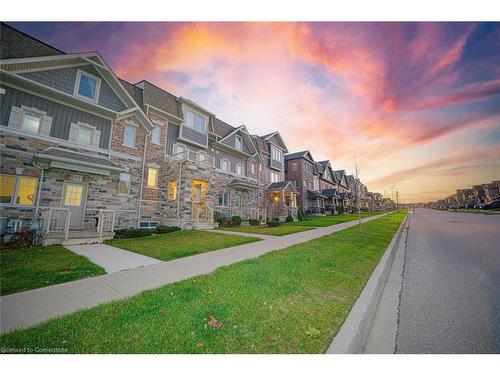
62 182 87 228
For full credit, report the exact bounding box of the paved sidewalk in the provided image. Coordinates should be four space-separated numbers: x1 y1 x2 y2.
65 244 161 274
0 213 387 333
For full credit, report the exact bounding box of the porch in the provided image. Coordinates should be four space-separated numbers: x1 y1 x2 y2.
265 181 298 221
306 189 327 216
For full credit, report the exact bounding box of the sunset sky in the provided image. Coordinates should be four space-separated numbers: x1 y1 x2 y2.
10 22 500 202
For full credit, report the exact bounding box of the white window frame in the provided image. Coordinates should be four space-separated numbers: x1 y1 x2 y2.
235 163 244 176
172 143 187 158
21 110 42 134
76 123 95 146
272 147 282 162
74 69 101 103
184 108 207 134
151 126 161 145
0 173 38 207
220 158 230 172
270 171 281 183
139 221 159 228
118 172 131 195
219 191 229 207
291 162 298 171
235 135 243 151
250 162 256 174
123 122 138 148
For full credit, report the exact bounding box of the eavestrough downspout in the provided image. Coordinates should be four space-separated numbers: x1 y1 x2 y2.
137 131 150 228
176 161 183 227
32 160 44 220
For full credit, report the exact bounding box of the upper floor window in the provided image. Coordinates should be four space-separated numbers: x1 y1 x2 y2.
220 159 230 172
118 173 131 195
271 147 282 161
151 126 161 144
0 174 38 206
235 164 244 176
291 162 298 171
77 125 94 146
123 123 137 147
21 111 42 134
250 162 256 174
218 191 229 206
147 167 159 188
235 135 243 151
68 122 100 148
185 109 206 134
304 162 313 173
74 70 101 103
313 175 319 191
270 171 281 183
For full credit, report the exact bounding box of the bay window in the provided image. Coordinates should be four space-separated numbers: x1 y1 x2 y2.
185 109 206 134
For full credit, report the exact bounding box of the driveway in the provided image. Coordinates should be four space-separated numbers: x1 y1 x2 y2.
396 208 500 353
65 244 161 274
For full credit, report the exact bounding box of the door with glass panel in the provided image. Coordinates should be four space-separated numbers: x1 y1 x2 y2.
62 182 87 228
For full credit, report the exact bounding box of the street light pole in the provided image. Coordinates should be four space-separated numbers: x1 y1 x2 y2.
396 191 399 210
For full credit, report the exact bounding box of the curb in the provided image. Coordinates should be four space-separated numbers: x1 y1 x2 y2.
326 213 409 354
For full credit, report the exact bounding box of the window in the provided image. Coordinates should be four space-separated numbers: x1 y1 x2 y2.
270 171 281 183
272 147 282 161
250 163 256 174
21 111 42 134
293 180 299 188
218 191 229 206
259 163 262 172
0 174 38 206
77 126 94 146
64 183 83 206
172 143 186 157
123 124 137 147
147 167 159 187
151 127 161 144
291 162 298 171
118 173 131 194
74 70 101 102
185 109 206 134
140 221 159 228
192 180 208 204
220 159 230 172
235 164 243 176
313 175 319 191
235 135 243 151
168 180 177 201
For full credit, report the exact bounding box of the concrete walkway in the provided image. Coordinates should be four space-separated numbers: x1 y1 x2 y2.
65 244 161 274
0 213 387 333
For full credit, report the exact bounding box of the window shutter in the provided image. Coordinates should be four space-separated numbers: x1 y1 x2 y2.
68 123 79 143
39 115 53 136
92 129 101 148
8 106 23 129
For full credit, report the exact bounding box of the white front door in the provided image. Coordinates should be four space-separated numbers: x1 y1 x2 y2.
62 182 87 228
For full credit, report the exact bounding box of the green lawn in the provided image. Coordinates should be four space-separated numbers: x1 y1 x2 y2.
287 211 384 227
106 230 261 261
0 212 406 353
0 246 105 296
221 225 315 236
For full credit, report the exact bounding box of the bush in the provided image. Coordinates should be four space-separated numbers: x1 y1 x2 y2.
267 218 281 227
1 228 36 249
231 216 242 227
249 219 261 226
154 226 180 234
285 215 294 223
114 228 154 239
297 209 306 221
217 217 230 228
337 205 345 214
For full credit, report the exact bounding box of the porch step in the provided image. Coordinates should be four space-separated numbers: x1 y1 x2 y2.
43 230 114 246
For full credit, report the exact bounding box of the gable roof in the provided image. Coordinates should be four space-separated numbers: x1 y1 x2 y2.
213 118 236 138
262 131 289 152
135 80 183 120
250 135 268 154
120 79 144 110
0 23 64 59
213 124 259 158
285 150 314 162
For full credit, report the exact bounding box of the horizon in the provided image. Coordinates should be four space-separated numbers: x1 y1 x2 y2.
8 21 500 203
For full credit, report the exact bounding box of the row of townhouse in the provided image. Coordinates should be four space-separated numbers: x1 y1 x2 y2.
0 24 386 245
431 180 500 209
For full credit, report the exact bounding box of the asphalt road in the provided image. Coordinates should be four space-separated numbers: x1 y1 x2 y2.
396 208 500 353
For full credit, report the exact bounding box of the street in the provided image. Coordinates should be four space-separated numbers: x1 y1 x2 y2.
396 208 500 353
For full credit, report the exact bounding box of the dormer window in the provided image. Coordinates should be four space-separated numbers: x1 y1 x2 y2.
235 135 243 151
271 147 282 161
74 70 101 103
185 109 206 134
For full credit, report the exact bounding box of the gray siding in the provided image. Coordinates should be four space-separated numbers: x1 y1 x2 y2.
221 133 252 155
180 124 208 147
1 86 111 149
270 158 283 170
20 65 126 112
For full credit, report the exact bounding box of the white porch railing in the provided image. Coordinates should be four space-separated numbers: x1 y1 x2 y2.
97 209 115 239
169 149 215 167
192 204 214 224
44 208 71 240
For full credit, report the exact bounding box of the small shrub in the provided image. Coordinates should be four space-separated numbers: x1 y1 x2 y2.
285 215 294 223
298 209 306 221
231 216 242 227
217 217 230 228
267 218 281 227
337 205 345 214
1 228 36 249
154 226 180 234
114 228 153 239
249 219 261 226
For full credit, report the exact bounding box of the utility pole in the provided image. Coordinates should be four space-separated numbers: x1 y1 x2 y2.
396 191 399 210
